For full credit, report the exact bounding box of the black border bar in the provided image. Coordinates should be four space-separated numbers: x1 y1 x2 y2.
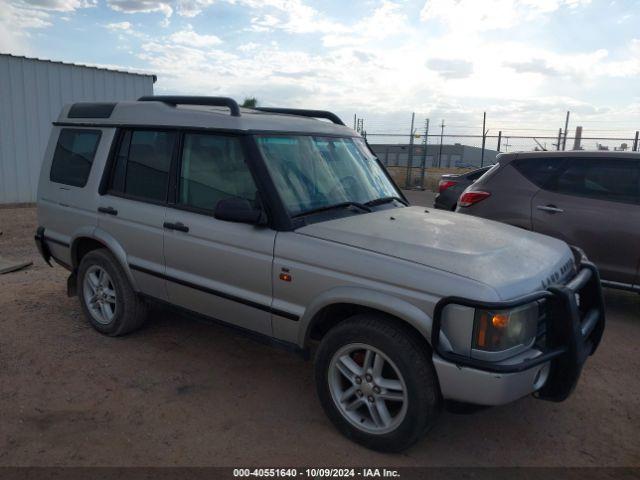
138 95 241 117
129 263 299 321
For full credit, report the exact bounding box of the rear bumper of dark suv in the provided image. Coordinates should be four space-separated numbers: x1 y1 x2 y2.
431 251 605 403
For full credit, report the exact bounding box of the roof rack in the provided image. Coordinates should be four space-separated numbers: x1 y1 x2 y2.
138 95 241 117
254 107 345 126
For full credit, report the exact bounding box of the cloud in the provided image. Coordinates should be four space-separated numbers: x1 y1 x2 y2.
19 0 96 11
5 0 635 138
175 0 215 17
106 0 173 17
504 59 561 76
353 50 373 63
427 58 474 79
0 0 53 54
420 0 591 32
237 42 260 52
322 1 408 47
169 25 222 47
106 21 133 30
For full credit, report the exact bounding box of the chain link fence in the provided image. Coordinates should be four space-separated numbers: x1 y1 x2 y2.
364 131 640 190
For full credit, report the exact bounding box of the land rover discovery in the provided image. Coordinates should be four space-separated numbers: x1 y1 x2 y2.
35 96 605 452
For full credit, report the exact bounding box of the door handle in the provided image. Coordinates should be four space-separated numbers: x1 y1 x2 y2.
163 221 189 233
536 205 564 214
98 206 118 216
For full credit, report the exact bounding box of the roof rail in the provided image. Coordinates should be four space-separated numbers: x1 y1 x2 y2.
138 95 241 117
254 107 345 126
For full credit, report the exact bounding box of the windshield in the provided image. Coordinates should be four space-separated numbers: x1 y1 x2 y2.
256 135 400 216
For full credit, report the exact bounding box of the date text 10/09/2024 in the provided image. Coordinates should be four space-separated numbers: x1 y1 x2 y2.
233 468 400 478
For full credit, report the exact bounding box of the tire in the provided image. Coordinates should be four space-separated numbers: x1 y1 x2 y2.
77 249 148 336
314 314 440 452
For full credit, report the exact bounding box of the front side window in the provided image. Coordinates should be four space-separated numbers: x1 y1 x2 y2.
50 129 101 187
256 135 399 216
109 130 176 202
178 133 257 212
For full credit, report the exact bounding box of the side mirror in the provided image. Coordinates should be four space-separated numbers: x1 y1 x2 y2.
214 197 266 225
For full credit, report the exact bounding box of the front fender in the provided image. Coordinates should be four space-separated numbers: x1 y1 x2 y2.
299 286 435 348
70 227 139 292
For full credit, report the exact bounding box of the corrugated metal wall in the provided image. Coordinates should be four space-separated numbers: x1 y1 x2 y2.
0 55 155 203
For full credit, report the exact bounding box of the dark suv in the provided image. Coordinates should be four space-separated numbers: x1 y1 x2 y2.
457 151 640 292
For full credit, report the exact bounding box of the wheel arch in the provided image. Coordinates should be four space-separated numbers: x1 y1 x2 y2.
300 286 434 349
70 228 139 292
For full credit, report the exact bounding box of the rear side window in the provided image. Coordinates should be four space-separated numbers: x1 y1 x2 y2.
109 130 177 202
49 129 101 187
554 158 639 204
512 157 565 189
178 133 257 212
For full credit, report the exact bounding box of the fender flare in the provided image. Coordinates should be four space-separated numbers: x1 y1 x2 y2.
69 227 139 292
299 286 435 348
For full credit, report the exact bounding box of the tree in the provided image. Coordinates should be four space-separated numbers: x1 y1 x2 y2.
241 97 258 108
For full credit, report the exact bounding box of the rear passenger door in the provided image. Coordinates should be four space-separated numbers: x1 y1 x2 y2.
530 156 640 286
163 133 275 336
98 129 177 301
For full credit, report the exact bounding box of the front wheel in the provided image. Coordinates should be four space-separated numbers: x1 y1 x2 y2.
314 314 440 452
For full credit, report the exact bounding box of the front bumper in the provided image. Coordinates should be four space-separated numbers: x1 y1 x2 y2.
431 256 605 405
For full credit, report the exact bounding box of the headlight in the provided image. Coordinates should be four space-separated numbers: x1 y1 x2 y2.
472 302 539 353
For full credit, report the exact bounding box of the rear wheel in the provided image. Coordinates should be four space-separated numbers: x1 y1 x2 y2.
314 314 440 452
77 249 148 336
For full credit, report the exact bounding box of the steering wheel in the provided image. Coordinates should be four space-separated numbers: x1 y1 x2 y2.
329 176 360 199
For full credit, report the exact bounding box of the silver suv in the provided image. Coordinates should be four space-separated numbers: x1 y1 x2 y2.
35 96 605 452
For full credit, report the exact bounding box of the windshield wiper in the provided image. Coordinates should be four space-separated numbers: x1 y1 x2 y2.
292 201 372 218
364 196 408 207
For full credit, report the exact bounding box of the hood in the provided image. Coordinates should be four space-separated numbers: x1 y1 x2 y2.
296 206 575 300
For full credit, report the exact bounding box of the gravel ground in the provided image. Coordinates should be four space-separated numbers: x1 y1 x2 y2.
0 203 638 467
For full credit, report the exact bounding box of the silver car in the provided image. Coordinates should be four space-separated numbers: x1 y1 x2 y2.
35 96 605 452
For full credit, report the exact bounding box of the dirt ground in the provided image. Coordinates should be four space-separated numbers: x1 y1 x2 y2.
0 201 639 467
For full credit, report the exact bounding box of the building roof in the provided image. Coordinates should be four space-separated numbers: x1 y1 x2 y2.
498 150 640 159
56 100 357 136
0 52 157 82
369 143 499 152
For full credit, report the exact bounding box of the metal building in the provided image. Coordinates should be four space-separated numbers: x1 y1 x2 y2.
0 54 156 204
370 143 500 169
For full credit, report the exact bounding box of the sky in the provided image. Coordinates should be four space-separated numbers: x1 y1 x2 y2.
1 0 639 146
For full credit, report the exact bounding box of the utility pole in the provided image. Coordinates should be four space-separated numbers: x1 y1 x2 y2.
573 126 583 151
480 111 487 167
437 119 445 168
419 118 430 190
497 130 502 152
562 111 570 151
633 131 639 152
405 112 416 188
556 128 562 151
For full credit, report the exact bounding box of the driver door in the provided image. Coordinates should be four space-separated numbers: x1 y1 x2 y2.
163 132 276 335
